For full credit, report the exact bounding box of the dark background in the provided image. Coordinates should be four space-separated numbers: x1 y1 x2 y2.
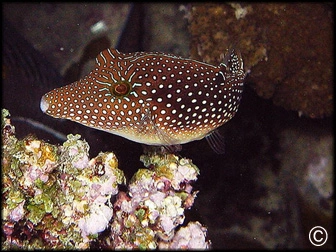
2 3 333 249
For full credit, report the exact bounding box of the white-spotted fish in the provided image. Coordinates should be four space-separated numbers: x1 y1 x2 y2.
40 48 245 153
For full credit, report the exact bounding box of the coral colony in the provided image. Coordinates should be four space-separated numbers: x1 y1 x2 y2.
1 109 210 249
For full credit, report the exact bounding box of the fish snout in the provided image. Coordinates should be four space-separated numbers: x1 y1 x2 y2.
40 95 49 113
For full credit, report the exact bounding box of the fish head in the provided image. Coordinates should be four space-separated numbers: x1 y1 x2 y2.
40 49 157 144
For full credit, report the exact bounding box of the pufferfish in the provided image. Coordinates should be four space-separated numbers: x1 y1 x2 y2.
40 48 245 153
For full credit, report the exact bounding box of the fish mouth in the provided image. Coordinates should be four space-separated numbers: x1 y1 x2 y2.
40 95 49 113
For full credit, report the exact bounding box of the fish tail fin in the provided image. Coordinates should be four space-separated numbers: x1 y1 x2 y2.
220 46 244 75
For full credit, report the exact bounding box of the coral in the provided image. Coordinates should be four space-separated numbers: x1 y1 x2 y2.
158 221 210 249
108 154 209 249
1 109 210 249
2 109 124 249
187 3 333 118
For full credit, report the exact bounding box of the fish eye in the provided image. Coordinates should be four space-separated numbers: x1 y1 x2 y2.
110 81 132 97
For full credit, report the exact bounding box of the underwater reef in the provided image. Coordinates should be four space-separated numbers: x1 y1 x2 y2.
1 109 210 249
2 3 333 249
188 3 333 118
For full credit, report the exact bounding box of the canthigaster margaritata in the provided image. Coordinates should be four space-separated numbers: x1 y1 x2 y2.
40 48 245 153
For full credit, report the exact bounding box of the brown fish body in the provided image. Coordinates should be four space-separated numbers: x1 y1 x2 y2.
41 48 244 148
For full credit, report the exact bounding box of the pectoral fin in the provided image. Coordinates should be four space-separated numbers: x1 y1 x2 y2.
205 129 226 154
